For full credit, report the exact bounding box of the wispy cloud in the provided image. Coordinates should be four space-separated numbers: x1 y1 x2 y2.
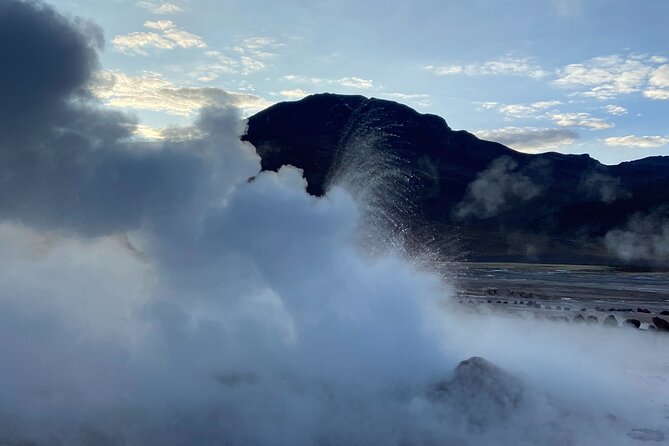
92 70 272 116
195 37 282 80
233 37 283 73
476 101 501 110
553 54 663 99
645 89 669 100
338 77 374 89
603 104 627 116
277 89 309 99
137 1 182 14
549 112 613 130
112 20 205 55
446 53 669 104
283 74 375 90
480 100 561 119
644 65 669 100
132 123 204 141
477 100 614 132
604 135 669 148
474 127 578 153
425 56 547 79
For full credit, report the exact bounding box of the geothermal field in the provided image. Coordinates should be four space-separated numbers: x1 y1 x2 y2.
456 263 669 329
1 0 669 445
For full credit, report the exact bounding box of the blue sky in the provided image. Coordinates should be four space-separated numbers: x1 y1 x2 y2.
50 0 669 164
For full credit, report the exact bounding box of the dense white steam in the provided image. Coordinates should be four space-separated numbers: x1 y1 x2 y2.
0 112 455 444
1 111 668 445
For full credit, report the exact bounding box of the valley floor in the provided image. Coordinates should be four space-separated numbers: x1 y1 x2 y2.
454 262 669 330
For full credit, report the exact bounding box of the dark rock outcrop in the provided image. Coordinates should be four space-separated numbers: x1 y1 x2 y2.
652 317 669 332
431 357 525 427
625 319 641 329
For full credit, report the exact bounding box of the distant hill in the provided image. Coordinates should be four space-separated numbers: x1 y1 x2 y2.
242 93 669 266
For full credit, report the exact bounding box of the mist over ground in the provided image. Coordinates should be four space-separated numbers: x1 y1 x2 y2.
0 1 668 445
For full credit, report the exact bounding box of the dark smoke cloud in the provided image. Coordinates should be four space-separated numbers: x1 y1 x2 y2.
0 0 131 230
0 0 260 237
0 0 106 145
454 156 542 219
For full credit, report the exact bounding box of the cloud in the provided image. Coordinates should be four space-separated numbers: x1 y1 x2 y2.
475 101 500 110
645 88 669 100
194 52 239 80
232 36 283 74
454 156 543 219
478 100 613 131
499 100 561 118
604 210 669 265
549 112 613 130
0 0 109 149
603 104 627 116
240 36 282 52
648 64 669 87
553 54 660 99
434 53 669 103
92 70 272 116
137 1 183 14
133 123 167 139
112 20 205 54
283 74 375 90
604 135 669 148
194 37 281 80
452 52 669 125
0 0 186 233
132 123 205 141
378 93 432 108
474 127 578 153
338 76 374 89
425 56 547 79
481 100 561 119
644 64 669 100
277 88 309 99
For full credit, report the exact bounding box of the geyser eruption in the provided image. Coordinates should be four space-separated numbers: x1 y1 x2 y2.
0 1 668 445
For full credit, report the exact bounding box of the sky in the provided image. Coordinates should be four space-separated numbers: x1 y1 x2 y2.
48 0 669 165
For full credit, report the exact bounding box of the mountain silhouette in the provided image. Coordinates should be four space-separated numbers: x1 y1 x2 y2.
243 93 669 266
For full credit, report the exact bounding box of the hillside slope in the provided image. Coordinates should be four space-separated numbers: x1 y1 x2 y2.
243 93 669 266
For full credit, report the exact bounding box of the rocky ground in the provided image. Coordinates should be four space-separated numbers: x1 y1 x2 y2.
453 263 669 331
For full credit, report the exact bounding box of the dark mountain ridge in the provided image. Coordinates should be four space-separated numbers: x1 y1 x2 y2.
243 93 669 266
